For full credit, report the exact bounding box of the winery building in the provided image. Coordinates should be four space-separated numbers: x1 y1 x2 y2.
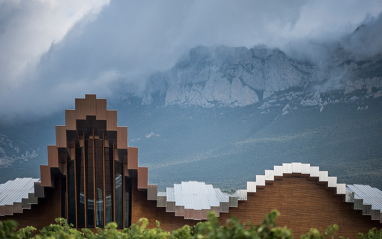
0 94 381 238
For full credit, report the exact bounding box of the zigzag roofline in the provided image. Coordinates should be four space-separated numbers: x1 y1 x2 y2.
0 95 153 217
0 95 380 225
2 162 381 224
153 162 382 222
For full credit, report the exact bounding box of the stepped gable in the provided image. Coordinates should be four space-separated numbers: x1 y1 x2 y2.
0 95 157 221
41 94 153 195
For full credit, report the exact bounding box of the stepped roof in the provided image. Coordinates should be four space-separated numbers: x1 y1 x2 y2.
1 163 382 223
0 95 381 224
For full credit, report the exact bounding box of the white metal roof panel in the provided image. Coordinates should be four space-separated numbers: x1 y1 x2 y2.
154 163 381 222
214 188 229 203
166 181 231 211
347 184 382 210
0 178 40 206
166 187 175 202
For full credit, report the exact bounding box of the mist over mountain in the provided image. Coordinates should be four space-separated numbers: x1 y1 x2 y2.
115 24 382 190
2 1 382 122
1 12 382 191
133 13 382 110
139 41 382 111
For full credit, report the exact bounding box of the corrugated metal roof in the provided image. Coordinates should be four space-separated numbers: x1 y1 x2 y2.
347 184 382 210
2 163 381 223
0 178 40 206
166 181 229 212
155 163 382 221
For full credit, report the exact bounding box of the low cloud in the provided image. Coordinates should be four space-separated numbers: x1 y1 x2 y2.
341 12 382 59
0 0 381 122
0 0 109 89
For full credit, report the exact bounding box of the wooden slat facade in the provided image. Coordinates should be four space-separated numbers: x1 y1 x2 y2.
65 110 76 130
55 126 67 148
96 99 107 120
117 127 128 149
47 145 58 168
137 167 148 190
127 147 138 170
106 110 117 131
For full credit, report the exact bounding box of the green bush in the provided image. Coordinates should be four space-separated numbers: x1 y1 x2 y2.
358 228 382 239
0 219 35 239
300 224 339 239
0 210 380 239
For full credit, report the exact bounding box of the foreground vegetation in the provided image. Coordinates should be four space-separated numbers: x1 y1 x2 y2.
1 210 381 239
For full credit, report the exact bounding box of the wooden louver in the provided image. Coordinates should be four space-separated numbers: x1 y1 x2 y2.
39 94 156 228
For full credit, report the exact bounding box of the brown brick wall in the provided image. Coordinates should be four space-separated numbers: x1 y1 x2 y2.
0 176 62 231
131 177 198 231
132 176 381 238
1 175 381 238
219 176 381 238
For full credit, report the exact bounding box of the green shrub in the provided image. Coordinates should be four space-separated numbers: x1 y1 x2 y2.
358 228 382 239
189 210 292 239
300 224 339 239
0 210 379 238
34 218 83 239
0 219 36 239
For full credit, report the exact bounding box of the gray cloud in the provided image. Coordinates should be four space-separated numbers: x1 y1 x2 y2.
341 13 382 59
0 0 381 122
0 0 108 87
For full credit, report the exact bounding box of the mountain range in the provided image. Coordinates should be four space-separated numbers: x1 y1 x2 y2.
1 33 382 190
141 41 382 109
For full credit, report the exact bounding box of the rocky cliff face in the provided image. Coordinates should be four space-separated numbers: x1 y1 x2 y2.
141 43 382 109
0 134 37 168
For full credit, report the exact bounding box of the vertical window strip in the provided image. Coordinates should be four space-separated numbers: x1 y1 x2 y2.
76 144 85 228
95 137 104 227
122 159 125 228
66 161 69 224
61 175 66 220
105 147 113 224
74 146 77 227
83 133 87 228
68 160 76 227
86 135 95 228
93 130 96 227
113 144 115 223
103 134 106 228
124 177 131 228
115 161 123 228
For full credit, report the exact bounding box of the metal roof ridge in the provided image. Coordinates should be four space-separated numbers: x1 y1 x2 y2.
154 163 382 222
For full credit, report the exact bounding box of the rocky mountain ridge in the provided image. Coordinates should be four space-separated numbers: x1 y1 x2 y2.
0 134 38 168
141 44 382 113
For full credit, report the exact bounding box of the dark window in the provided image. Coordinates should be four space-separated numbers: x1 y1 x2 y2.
76 146 85 228
95 139 104 227
68 160 76 227
115 161 123 228
86 138 94 228
105 147 113 224
61 175 66 220
125 177 132 228
63 118 128 229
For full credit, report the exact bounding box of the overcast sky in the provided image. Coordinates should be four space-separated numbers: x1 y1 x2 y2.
0 0 381 122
